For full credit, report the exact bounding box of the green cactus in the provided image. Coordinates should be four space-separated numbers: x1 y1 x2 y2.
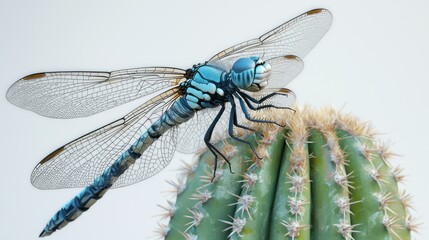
156 107 418 240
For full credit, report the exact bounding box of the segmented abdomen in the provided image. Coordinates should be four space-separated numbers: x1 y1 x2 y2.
39 98 195 237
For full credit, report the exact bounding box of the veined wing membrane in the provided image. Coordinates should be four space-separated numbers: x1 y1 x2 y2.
209 9 332 69
31 88 181 189
6 67 186 119
263 55 303 91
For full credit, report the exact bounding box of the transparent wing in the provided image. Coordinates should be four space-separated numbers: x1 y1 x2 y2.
264 55 303 91
6 67 186 119
209 9 332 69
30 88 181 189
186 8 329 147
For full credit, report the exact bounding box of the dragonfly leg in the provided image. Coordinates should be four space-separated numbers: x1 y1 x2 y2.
234 93 284 127
228 96 263 159
232 115 265 138
237 91 296 112
229 102 264 138
204 103 233 180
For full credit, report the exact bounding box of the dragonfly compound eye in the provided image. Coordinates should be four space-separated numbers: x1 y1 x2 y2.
231 58 256 89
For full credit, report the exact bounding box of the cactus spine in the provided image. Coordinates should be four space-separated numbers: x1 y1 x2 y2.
157 107 417 240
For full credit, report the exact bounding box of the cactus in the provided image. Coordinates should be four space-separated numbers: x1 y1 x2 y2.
156 107 418 240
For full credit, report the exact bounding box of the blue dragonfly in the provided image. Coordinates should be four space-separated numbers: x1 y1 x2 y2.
6 9 332 237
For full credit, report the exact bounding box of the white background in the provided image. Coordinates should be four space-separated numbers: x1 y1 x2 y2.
0 0 428 239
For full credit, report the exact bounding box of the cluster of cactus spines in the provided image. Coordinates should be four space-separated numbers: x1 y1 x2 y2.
155 106 418 240
269 110 311 240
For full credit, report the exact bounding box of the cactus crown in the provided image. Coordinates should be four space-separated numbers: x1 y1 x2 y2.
157 106 418 240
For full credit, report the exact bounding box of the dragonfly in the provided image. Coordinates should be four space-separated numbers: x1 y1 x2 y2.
6 9 332 237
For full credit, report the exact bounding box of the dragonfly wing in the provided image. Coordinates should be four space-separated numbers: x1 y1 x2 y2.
264 55 303 91
31 88 181 189
7 67 186 119
208 9 332 69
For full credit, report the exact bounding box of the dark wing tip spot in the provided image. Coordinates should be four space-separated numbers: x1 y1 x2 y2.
22 73 46 81
278 88 292 94
307 9 324 15
40 146 65 165
284 55 298 60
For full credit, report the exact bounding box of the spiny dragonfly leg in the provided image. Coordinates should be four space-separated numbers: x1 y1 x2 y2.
238 91 296 112
204 103 232 181
234 93 283 127
228 96 262 160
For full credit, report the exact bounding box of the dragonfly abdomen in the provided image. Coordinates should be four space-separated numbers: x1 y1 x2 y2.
39 148 142 237
39 98 195 237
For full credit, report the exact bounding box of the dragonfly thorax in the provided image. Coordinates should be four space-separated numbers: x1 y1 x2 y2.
183 57 272 111
230 56 271 92
183 64 230 110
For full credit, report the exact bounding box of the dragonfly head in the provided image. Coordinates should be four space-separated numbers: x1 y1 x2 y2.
230 56 271 92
